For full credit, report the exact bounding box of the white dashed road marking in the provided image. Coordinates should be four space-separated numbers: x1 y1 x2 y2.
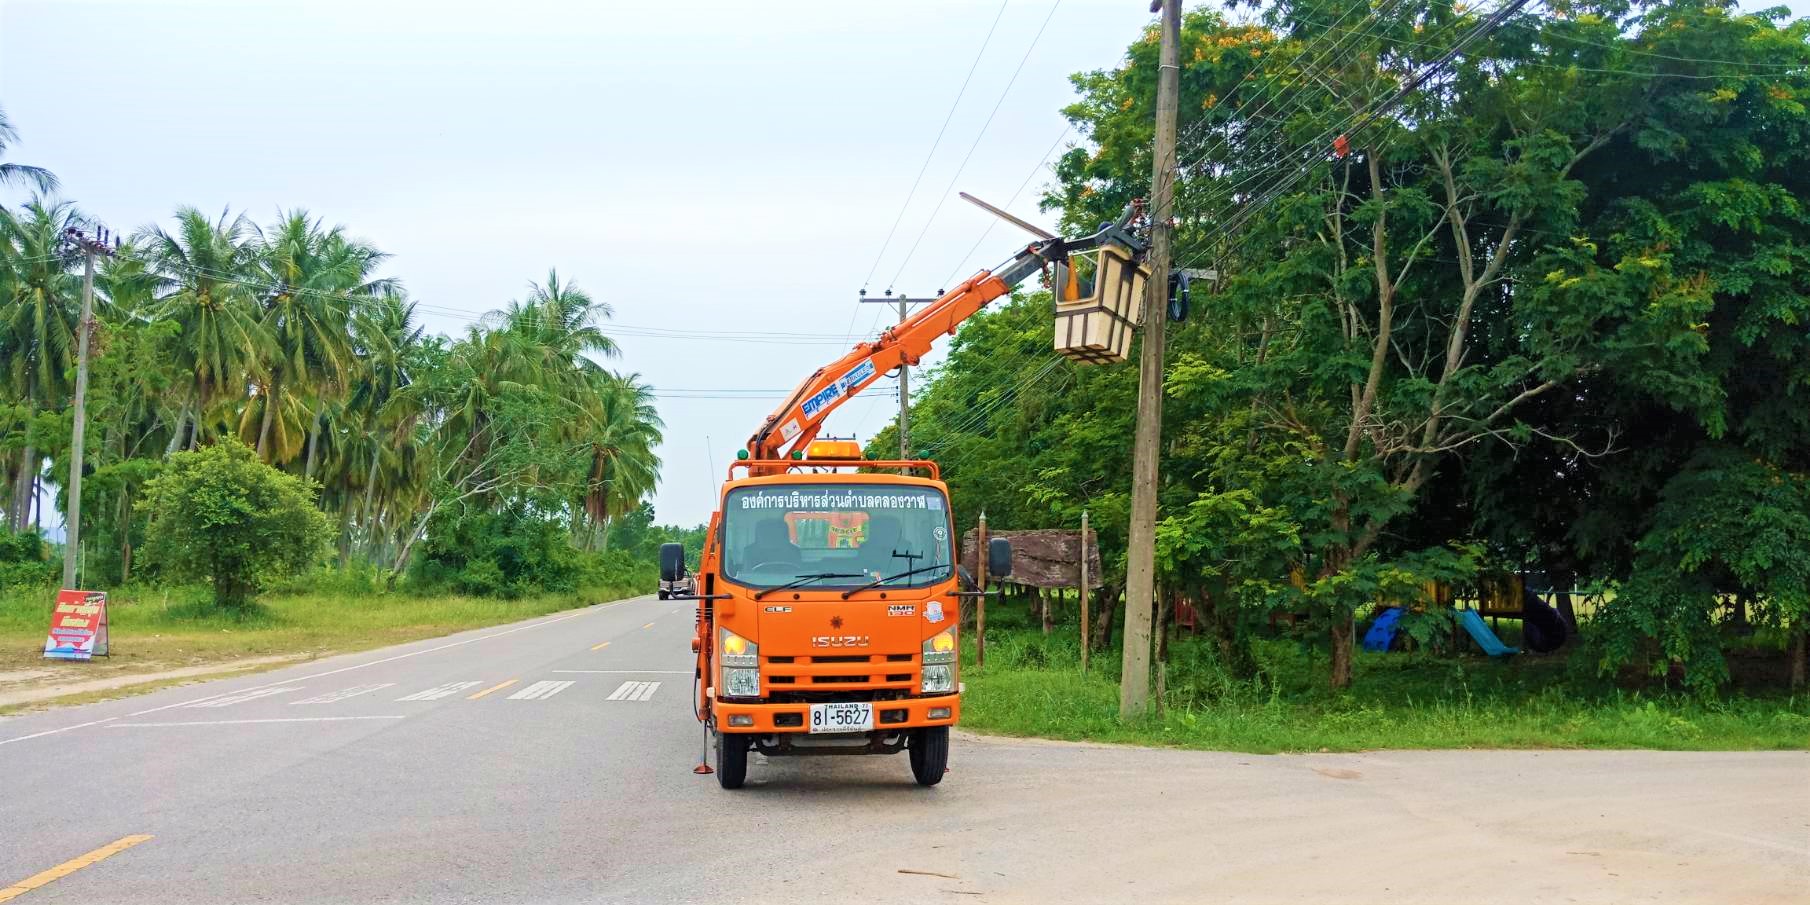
606 681 661 702
397 682 483 701
291 683 395 705
186 687 303 708
506 680 574 701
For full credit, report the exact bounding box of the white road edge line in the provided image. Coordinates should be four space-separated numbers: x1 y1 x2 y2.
0 717 118 747
1 596 644 747
107 716 407 727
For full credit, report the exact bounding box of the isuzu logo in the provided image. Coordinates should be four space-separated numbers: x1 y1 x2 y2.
811 635 870 648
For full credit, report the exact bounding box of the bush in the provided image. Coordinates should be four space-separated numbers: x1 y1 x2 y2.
0 529 55 591
413 505 584 598
138 439 331 608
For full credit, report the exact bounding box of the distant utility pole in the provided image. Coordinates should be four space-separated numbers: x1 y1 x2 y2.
60 224 116 590
1120 0 1181 719
858 293 924 456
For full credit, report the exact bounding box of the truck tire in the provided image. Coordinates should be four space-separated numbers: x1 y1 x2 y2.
909 726 949 786
716 730 748 789
657 589 668 600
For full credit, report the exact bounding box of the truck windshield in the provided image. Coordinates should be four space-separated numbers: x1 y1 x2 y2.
721 483 954 591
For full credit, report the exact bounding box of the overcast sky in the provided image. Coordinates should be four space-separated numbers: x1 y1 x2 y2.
4 0 1805 528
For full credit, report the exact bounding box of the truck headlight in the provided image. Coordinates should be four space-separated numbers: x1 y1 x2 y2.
724 667 761 697
921 664 955 694
923 626 956 665
720 628 757 667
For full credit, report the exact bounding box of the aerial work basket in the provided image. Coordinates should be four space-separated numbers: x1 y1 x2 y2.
1052 241 1150 364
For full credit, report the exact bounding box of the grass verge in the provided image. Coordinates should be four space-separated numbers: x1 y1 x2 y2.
958 609 1810 753
0 578 644 714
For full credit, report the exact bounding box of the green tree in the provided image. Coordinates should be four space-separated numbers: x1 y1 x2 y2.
138 439 331 608
0 105 57 196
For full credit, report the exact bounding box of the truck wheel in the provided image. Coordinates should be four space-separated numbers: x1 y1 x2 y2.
716 731 749 789
657 590 668 600
909 726 949 786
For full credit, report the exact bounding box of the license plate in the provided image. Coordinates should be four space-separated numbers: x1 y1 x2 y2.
808 702 873 734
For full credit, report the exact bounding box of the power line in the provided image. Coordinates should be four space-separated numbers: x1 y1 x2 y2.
885 0 1065 293
858 0 1013 296
940 123 1072 291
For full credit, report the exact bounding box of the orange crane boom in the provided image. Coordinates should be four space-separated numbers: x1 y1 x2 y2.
746 211 1143 464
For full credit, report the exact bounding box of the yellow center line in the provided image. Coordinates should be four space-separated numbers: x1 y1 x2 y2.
466 679 519 700
1 835 153 902
591 640 612 651
642 622 655 629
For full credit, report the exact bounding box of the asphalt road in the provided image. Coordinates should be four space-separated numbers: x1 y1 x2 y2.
2 594 1805 904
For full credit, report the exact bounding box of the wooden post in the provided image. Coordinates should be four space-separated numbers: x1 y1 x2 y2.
1079 511 1091 674
976 511 988 668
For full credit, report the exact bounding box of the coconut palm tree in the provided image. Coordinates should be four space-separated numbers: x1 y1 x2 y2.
577 371 662 550
244 210 393 463
136 206 266 452
0 106 57 198
1 198 81 529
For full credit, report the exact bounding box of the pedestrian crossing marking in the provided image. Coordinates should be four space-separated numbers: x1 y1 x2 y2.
187 686 302 708
291 683 394 705
507 680 574 701
397 681 482 701
606 681 661 702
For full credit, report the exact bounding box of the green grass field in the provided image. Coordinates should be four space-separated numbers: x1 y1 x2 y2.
958 607 1810 752
0 577 645 712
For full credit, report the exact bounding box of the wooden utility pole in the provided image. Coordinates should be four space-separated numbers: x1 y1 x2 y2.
60 225 114 590
1080 510 1091 674
975 511 989 668
1119 0 1181 719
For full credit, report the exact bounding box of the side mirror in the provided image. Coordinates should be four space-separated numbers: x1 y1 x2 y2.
956 564 977 591
659 543 686 583
988 537 1013 579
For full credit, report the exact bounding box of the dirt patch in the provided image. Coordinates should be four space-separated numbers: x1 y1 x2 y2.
0 653 318 710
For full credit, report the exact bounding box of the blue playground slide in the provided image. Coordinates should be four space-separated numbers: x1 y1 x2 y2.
1362 607 1404 653
1458 608 1520 657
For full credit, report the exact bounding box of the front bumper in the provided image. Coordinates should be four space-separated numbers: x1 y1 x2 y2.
713 693 960 734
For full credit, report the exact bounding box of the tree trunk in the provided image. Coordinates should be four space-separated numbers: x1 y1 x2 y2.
1555 589 1579 632
304 409 324 480
1791 626 1806 693
336 502 355 569
256 373 282 459
1 455 13 529
1330 611 1354 689
11 444 35 532
117 486 133 584
166 388 196 456
389 509 434 585
1092 584 1121 652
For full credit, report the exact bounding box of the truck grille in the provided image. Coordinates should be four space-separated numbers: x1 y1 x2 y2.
764 653 917 691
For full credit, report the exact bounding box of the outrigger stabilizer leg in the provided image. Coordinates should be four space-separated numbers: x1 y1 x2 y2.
693 722 713 775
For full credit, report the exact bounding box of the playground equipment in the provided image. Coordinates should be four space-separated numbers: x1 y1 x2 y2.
1458 608 1520 657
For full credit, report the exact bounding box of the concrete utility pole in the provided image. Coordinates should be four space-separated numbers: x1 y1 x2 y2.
60 225 115 590
1120 0 1181 719
858 293 922 456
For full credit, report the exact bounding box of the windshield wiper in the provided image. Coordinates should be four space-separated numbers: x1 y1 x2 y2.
840 564 953 599
752 572 864 600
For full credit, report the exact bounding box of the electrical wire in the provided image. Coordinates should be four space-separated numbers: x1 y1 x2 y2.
885 0 1065 293
858 0 1013 296
939 123 1072 292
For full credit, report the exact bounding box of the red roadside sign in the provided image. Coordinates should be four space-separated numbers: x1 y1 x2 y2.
43 589 109 660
